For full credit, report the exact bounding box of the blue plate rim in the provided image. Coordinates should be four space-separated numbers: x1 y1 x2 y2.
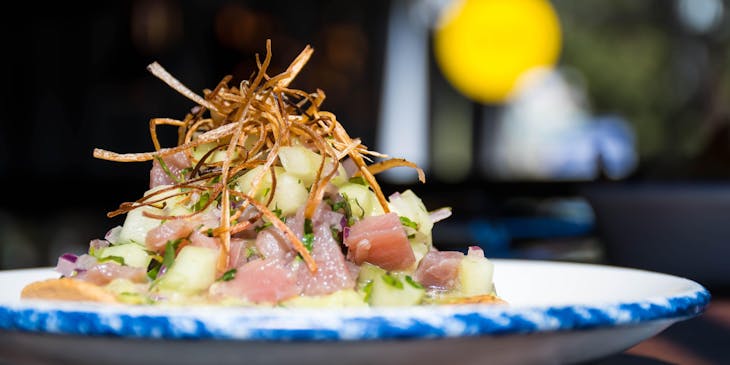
0 262 711 341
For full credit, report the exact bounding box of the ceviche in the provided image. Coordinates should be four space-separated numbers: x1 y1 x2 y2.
21 41 503 307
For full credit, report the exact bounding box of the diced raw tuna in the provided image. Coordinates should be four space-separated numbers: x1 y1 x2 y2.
215 202 356 302
344 212 415 271
300 223 356 296
228 238 255 269
255 228 294 260
210 258 301 303
189 230 221 250
75 262 147 285
149 151 191 189
145 220 195 252
413 250 464 290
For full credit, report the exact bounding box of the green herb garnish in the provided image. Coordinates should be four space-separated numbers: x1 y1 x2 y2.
304 218 313 234
405 275 423 289
192 192 210 212
302 233 315 252
162 238 183 269
99 255 126 265
348 176 367 185
382 273 403 289
217 268 237 282
399 216 419 230
331 200 347 212
147 264 160 280
363 281 374 303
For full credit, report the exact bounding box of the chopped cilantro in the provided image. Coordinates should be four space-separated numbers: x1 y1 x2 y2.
217 269 237 282
178 167 193 180
302 233 315 252
405 275 423 289
330 225 341 241
147 264 160 280
257 208 282 232
363 281 374 303
399 216 419 230
99 255 125 265
245 246 257 258
304 218 313 234
348 176 367 185
256 221 272 232
331 200 347 212
193 192 210 212
382 273 403 289
162 238 183 269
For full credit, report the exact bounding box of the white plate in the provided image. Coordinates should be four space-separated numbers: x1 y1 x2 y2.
0 259 709 365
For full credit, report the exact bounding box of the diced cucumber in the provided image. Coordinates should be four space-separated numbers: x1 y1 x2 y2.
388 190 433 236
235 167 307 215
356 262 386 289
153 246 219 295
105 279 149 304
281 289 367 308
357 263 425 306
410 241 429 265
339 183 384 219
278 145 320 187
269 172 308 216
97 243 151 269
458 255 495 297
191 142 230 163
278 146 347 188
117 206 163 246
234 165 285 202
369 272 425 307
117 185 188 245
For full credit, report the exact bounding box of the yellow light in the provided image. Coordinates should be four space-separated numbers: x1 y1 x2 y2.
434 0 562 104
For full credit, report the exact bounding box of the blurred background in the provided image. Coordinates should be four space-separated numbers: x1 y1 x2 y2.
1 0 729 363
1 0 730 279
2 0 730 281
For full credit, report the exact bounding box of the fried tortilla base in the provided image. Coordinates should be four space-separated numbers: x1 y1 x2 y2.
21 278 117 303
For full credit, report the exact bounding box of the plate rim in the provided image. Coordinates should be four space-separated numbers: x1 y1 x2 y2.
0 259 711 341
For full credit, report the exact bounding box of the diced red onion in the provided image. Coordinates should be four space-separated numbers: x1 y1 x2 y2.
343 226 350 240
388 191 401 200
429 207 452 223
60 253 78 263
55 255 78 277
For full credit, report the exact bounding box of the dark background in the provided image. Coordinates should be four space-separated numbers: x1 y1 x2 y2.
1 0 730 280
1 1 729 364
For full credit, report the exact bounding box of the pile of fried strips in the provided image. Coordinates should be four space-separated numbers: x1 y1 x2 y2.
92 40 425 274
